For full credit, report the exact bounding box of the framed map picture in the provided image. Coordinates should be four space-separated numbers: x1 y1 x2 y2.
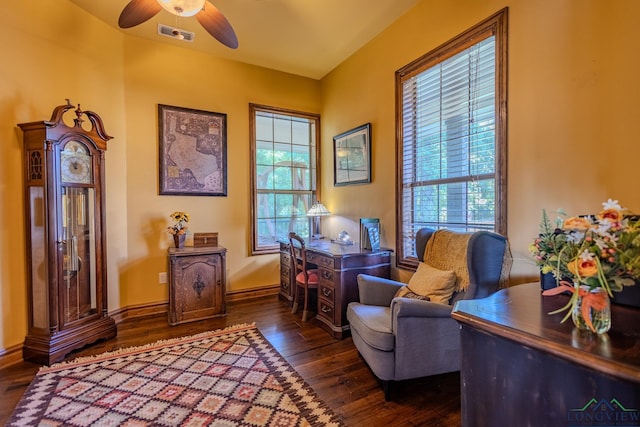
333 123 371 186
158 104 227 196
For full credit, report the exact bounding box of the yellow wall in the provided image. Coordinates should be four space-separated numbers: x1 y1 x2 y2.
119 38 320 306
321 0 640 283
0 1 320 353
3 0 640 355
0 1 128 355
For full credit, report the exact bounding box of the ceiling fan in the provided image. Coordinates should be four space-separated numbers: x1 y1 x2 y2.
118 0 238 49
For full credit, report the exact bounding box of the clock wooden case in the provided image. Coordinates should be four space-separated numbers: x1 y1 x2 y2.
18 101 116 365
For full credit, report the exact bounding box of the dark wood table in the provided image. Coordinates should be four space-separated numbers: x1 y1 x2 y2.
279 239 391 339
452 282 640 427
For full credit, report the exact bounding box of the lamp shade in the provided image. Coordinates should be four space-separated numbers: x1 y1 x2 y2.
307 202 331 217
157 0 206 16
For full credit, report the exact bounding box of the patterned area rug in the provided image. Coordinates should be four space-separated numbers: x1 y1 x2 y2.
8 323 344 426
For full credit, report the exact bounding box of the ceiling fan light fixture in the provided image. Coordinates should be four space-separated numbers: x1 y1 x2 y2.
157 0 205 17
119 0 238 49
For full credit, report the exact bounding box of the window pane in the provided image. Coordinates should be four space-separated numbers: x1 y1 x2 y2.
272 166 292 190
275 194 294 218
273 142 292 163
273 117 292 143
256 115 273 141
256 145 274 167
256 165 274 190
292 120 310 145
257 192 275 220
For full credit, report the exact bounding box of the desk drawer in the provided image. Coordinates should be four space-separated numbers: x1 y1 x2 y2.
279 253 291 295
281 252 291 266
318 267 334 285
319 283 334 304
307 252 334 269
280 269 290 293
318 300 335 324
280 262 290 278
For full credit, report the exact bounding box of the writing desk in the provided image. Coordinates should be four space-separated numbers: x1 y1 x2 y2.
452 282 640 426
279 240 391 339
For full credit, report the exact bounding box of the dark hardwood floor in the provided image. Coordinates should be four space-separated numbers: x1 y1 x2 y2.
0 296 461 426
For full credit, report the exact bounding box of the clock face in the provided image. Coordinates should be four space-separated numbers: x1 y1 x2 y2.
61 141 92 184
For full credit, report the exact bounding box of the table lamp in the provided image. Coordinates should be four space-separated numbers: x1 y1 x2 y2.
306 202 331 239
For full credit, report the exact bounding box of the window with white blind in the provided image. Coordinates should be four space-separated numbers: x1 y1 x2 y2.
250 104 321 254
395 9 508 269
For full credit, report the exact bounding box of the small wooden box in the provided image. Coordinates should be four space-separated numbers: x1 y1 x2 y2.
194 232 218 247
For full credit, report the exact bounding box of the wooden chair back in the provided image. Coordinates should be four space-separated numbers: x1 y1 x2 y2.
288 232 309 284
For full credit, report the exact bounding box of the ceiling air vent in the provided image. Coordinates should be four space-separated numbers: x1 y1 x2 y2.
158 24 195 42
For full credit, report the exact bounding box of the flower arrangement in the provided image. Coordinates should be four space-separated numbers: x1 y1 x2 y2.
167 211 190 235
530 199 640 332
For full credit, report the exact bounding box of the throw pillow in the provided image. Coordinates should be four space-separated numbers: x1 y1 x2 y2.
406 262 457 304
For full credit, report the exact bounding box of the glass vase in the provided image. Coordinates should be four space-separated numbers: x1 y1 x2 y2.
571 286 611 334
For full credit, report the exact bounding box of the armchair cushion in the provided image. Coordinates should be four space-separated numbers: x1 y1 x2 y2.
347 304 394 351
396 262 457 304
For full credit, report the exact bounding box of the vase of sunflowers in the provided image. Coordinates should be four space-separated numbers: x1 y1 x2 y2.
167 211 190 248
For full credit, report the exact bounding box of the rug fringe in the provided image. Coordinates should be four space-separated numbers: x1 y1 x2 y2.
38 322 256 374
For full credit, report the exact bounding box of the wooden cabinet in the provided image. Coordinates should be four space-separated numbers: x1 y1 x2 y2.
168 247 227 325
452 283 640 426
280 240 391 339
18 101 117 365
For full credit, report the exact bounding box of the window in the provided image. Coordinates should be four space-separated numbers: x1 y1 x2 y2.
395 9 508 269
250 104 321 254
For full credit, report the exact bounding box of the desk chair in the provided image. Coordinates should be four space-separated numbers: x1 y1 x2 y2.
289 232 319 322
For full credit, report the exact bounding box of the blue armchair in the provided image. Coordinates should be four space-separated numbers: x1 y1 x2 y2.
346 228 511 400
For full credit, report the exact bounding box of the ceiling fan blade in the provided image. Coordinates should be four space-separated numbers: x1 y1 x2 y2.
196 2 239 49
118 0 162 28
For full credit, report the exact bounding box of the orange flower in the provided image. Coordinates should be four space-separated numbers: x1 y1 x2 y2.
542 283 609 333
567 257 598 278
597 208 622 223
562 217 591 231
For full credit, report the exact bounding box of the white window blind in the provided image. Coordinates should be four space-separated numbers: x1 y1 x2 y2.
396 9 507 266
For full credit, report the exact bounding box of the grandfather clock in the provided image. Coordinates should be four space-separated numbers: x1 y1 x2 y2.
18 100 116 365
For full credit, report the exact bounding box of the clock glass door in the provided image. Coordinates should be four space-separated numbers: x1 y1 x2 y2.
61 187 97 323
59 140 97 326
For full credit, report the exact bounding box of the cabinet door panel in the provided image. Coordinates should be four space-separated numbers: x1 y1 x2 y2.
168 248 227 325
176 257 221 313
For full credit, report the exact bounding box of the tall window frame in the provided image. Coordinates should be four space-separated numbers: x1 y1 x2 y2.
250 104 321 255
395 9 508 270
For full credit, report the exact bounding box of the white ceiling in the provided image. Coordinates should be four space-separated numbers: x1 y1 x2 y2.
69 0 421 80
